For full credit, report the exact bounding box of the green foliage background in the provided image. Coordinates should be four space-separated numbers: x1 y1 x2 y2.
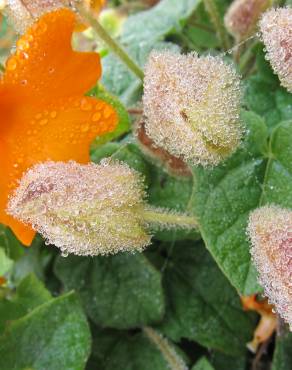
1 0 292 369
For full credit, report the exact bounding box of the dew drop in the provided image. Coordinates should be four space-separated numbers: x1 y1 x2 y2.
80 98 92 111
17 39 30 51
39 119 48 126
6 58 17 71
92 112 101 122
81 124 89 132
103 106 112 118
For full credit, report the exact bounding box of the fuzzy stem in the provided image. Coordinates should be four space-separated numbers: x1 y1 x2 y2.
141 207 198 229
203 0 230 50
239 41 259 75
76 4 144 81
143 327 188 370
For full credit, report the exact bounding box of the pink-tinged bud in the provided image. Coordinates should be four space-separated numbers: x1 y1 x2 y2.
143 51 242 167
224 0 272 41
247 205 292 330
7 160 151 256
3 1 67 33
260 7 292 93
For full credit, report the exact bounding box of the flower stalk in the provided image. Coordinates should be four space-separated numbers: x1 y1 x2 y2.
141 207 198 230
203 0 230 50
76 3 144 81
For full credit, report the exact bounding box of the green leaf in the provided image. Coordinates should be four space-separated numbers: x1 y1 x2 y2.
89 328 187 370
159 242 255 355
90 87 131 149
0 274 51 332
272 331 292 370
0 225 24 261
91 141 151 185
261 120 292 207
0 292 91 370
0 247 13 276
191 111 268 294
192 357 215 370
54 253 165 329
209 351 246 370
121 0 202 45
244 47 292 131
9 235 52 284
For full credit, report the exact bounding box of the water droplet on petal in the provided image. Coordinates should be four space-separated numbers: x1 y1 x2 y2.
92 112 101 122
80 98 92 111
39 119 48 126
6 58 17 71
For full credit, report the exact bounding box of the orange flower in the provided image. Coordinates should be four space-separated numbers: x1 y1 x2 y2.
0 8 117 246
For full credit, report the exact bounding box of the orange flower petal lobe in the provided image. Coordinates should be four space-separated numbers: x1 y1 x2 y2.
3 8 101 101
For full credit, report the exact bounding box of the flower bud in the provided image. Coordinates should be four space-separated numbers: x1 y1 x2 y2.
247 205 292 330
224 0 272 41
260 7 292 93
142 51 242 167
7 160 151 256
3 0 67 33
3 0 105 34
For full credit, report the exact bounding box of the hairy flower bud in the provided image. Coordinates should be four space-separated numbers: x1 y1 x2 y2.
4 0 67 33
260 7 292 93
7 160 151 256
247 205 292 329
4 0 105 33
143 51 242 167
224 0 271 41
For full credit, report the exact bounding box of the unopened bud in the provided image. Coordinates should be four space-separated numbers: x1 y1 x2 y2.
3 0 105 34
7 160 151 256
260 7 292 93
224 0 271 41
4 0 67 33
247 205 292 330
143 51 242 167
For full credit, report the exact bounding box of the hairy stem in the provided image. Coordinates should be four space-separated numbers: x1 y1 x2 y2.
203 0 230 50
77 4 144 81
141 206 198 229
143 327 188 370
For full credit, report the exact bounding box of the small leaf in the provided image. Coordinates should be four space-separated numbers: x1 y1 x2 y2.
54 253 165 329
90 87 131 149
0 292 91 370
192 357 215 370
0 247 13 276
0 274 51 332
159 242 255 355
0 225 24 261
261 120 292 208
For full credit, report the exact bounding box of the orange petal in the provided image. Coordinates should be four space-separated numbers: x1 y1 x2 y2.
0 96 117 245
3 8 101 101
